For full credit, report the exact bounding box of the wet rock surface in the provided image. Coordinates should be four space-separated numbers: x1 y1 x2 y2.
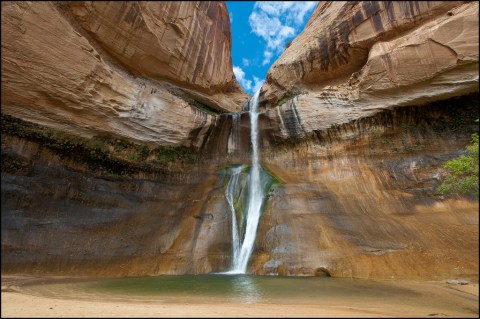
2 93 478 279
1 1 478 280
1 132 236 276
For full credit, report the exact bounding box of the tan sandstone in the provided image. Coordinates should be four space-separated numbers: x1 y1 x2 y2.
61 1 247 112
260 1 478 139
1 1 478 281
1 1 247 147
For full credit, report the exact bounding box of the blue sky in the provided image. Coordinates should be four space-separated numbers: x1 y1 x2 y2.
226 1 318 95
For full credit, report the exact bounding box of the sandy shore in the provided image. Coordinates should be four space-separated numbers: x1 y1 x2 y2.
1 275 478 318
1 292 428 318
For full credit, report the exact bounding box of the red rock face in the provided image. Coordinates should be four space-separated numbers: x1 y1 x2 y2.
1 94 478 279
62 2 242 98
1 1 247 149
1 1 478 280
251 94 479 278
261 1 478 122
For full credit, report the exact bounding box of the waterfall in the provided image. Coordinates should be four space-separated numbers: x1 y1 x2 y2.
218 89 278 276
227 113 240 155
225 166 242 263
229 89 264 274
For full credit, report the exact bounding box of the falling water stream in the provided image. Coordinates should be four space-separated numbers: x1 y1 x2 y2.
225 166 242 264
224 90 266 274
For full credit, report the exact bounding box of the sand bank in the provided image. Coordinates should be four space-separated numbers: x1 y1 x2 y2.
1 275 478 318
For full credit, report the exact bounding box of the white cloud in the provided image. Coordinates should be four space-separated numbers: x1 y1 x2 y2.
242 58 250 67
252 76 264 93
249 1 318 65
262 51 272 66
229 12 233 24
233 66 264 94
233 65 252 91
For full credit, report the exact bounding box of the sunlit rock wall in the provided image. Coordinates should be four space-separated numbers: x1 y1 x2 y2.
242 1 479 278
61 1 247 112
2 94 477 279
260 1 478 140
250 95 479 278
1 1 478 280
1 1 247 147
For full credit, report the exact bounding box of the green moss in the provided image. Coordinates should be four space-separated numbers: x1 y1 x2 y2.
1 155 31 174
223 164 283 237
189 100 222 116
153 145 198 164
135 145 150 161
167 89 223 116
127 153 139 161
113 138 133 152
1 114 199 176
277 91 301 107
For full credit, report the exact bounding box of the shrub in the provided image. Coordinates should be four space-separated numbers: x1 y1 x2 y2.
437 133 479 197
135 145 150 160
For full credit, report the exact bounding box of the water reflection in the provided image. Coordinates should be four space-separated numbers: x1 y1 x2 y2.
81 274 423 306
229 275 262 304
17 274 478 317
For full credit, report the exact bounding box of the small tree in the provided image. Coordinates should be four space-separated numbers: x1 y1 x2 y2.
437 133 479 197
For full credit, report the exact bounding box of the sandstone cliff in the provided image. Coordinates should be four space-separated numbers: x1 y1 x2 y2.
1 1 478 280
1 1 247 147
61 2 246 111
252 94 479 278
260 1 478 140
2 94 478 279
200 1 479 278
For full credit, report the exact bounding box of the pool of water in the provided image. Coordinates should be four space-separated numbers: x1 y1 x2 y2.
29 274 418 304
15 273 478 317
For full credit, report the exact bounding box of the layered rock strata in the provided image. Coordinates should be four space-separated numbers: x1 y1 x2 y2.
60 1 246 111
249 1 479 278
1 130 233 276
251 94 479 278
260 1 478 141
1 1 247 147
2 94 478 279
1 0 479 280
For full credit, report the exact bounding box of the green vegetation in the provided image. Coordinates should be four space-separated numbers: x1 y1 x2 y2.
135 145 150 161
154 145 198 164
189 99 222 116
437 132 479 197
1 155 31 174
127 153 139 161
1 114 200 176
113 138 133 152
277 90 302 107
167 89 223 116
277 93 297 107
224 164 283 227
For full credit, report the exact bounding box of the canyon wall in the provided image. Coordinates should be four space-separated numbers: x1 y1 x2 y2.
1 132 231 276
259 1 478 140
251 95 478 278
1 1 247 147
1 0 245 276
2 95 478 279
1 1 479 280
201 0 479 278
